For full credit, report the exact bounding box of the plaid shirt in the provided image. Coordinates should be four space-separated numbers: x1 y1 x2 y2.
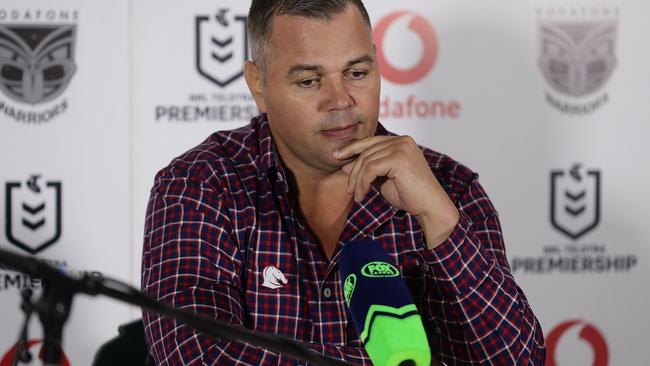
141 114 545 366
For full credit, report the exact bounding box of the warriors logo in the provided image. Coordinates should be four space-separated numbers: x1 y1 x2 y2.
550 164 600 240
5 174 62 254
0 24 77 104
195 9 248 88
538 20 617 97
537 6 619 114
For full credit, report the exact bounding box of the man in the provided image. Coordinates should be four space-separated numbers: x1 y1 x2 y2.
141 0 546 365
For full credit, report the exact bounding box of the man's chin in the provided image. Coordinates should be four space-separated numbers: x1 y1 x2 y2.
329 156 356 173
313 155 351 174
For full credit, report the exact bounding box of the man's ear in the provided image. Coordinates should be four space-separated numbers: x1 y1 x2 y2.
244 61 267 113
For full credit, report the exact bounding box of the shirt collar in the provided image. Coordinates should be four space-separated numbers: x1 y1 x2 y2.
256 114 280 177
255 114 399 269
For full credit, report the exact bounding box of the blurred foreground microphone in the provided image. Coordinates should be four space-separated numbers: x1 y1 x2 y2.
340 240 431 366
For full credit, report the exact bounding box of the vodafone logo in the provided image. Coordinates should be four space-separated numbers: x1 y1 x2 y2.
374 11 438 84
546 320 608 366
0 340 71 366
374 11 459 120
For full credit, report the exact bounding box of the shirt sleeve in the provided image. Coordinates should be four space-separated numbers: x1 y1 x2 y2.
141 176 371 366
416 175 546 365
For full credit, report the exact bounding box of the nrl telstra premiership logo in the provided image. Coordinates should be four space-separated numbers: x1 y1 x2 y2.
195 9 248 88
550 163 601 240
5 174 62 254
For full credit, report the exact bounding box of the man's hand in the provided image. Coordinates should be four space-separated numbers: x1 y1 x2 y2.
334 136 459 249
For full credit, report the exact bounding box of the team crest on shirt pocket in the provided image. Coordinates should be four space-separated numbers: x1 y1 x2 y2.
261 265 288 289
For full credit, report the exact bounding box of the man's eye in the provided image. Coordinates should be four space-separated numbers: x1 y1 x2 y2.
297 78 319 88
347 70 368 80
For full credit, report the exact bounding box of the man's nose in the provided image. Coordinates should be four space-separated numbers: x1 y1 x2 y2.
324 78 354 111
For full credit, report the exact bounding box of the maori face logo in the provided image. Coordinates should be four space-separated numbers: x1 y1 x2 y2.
538 20 617 97
0 25 77 104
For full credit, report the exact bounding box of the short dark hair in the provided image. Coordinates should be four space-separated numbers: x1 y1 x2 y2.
248 0 372 72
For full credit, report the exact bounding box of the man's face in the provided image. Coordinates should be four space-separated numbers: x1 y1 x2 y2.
248 4 381 175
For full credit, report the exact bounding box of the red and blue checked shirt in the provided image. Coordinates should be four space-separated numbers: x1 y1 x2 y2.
141 114 545 365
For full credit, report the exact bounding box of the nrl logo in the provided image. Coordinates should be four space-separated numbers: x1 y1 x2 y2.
195 9 248 88
550 164 601 240
5 174 62 254
0 24 77 104
538 20 617 97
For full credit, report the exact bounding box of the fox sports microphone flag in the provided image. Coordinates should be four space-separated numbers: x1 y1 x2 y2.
339 240 431 366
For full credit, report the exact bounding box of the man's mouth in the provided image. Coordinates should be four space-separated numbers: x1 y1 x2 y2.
320 122 359 139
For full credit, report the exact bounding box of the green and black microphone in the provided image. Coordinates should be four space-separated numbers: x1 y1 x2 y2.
340 239 432 366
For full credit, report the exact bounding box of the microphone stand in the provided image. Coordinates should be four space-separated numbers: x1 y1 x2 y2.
0 248 353 366
12 289 36 366
38 282 72 366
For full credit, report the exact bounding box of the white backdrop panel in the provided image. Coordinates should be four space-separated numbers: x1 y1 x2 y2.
0 0 131 364
0 0 646 365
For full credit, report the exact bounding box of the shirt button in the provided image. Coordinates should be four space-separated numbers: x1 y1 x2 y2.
323 288 332 298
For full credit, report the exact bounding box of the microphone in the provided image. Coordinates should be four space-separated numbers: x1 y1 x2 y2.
340 240 431 366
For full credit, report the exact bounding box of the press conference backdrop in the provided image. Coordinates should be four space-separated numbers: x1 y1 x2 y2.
0 0 647 365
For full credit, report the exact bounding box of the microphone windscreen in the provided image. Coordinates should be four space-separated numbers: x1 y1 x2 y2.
340 240 431 366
